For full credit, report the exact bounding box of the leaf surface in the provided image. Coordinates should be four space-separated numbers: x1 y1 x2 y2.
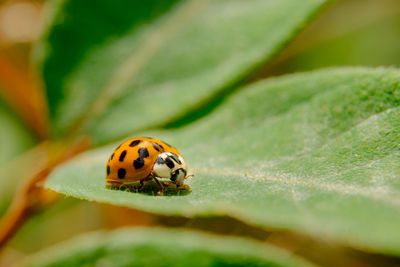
18 227 316 267
46 67 400 255
37 0 325 142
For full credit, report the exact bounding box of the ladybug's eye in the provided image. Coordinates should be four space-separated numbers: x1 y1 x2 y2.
171 168 187 182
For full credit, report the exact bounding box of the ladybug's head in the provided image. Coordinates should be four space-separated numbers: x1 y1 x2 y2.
152 152 190 185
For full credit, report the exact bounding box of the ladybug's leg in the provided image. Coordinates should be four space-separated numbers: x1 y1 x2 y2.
152 177 164 194
149 171 164 194
138 179 146 191
139 175 164 194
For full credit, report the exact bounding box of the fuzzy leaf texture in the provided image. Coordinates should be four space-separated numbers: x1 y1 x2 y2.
36 0 325 142
46 67 400 256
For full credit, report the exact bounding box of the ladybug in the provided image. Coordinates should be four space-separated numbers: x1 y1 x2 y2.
105 137 191 192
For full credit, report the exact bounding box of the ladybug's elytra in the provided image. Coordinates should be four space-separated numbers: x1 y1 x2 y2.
105 137 191 192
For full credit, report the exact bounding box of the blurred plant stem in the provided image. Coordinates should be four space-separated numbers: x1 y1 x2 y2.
0 137 90 250
0 53 48 139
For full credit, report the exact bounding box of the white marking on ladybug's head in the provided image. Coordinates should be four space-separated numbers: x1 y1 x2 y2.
152 152 190 184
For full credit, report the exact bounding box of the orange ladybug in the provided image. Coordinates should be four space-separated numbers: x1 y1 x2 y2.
105 137 191 192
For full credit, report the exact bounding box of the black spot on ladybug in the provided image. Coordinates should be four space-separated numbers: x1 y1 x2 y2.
165 157 175 169
133 158 145 169
129 140 141 147
138 147 149 158
169 153 182 164
107 165 110 175
119 150 127 162
118 168 126 179
152 142 163 152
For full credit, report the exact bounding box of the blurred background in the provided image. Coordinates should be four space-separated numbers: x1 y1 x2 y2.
0 0 399 266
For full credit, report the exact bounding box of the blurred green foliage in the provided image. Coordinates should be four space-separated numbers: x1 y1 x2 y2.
36 0 324 142
19 228 316 267
270 0 400 74
0 97 34 168
0 0 399 266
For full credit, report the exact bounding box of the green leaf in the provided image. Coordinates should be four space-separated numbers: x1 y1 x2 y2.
0 100 34 167
46 67 400 255
0 98 35 214
279 13 400 72
37 0 325 142
18 227 316 267
10 199 104 253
